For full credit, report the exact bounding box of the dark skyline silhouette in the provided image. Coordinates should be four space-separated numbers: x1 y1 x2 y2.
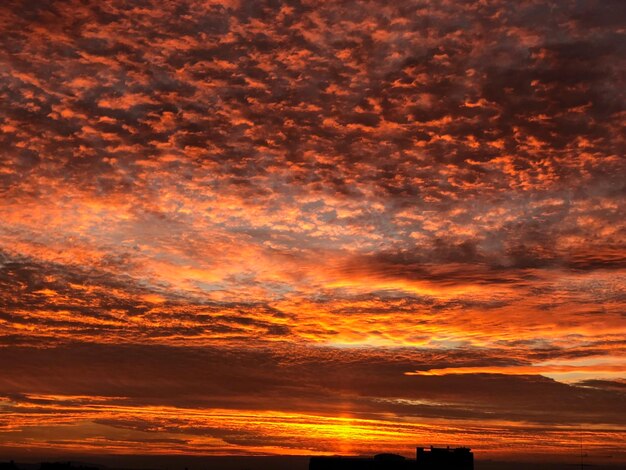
2 455 626 470
310 447 474 470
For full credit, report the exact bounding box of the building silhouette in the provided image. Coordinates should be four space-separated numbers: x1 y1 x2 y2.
39 463 99 470
310 447 473 470
416 447 473 469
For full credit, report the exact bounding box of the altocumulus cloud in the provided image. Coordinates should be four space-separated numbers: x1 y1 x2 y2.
0 0 625 463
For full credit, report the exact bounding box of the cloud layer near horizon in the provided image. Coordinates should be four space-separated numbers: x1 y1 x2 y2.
0 0 625 463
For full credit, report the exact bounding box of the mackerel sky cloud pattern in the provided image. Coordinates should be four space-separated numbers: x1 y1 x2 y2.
0 0 625 463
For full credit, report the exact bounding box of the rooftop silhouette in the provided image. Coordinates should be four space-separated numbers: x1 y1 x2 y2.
310 446 473 470
39 463 99 470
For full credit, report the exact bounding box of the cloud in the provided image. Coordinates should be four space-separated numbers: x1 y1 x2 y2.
0 0 624 461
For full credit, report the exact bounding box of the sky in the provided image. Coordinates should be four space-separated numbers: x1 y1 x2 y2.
0 0 625 465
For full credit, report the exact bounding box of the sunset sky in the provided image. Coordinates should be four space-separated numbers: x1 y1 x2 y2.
0 0 625 465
